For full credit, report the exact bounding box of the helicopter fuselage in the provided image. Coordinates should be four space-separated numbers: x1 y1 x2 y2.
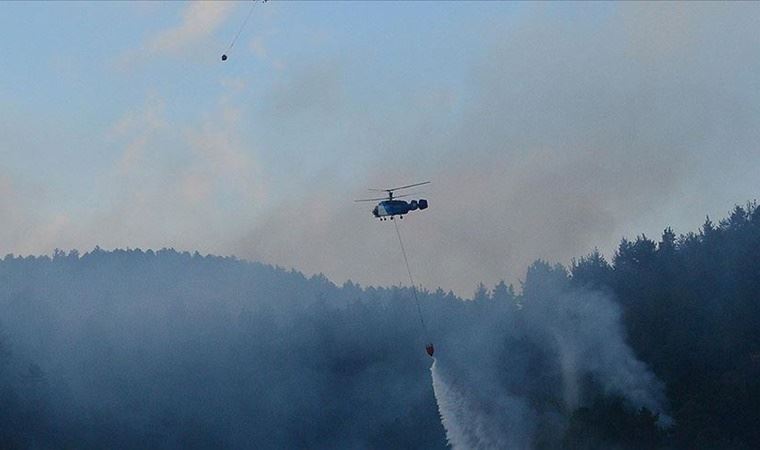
372 199 428 219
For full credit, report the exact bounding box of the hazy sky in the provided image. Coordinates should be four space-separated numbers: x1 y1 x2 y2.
2 2 759 296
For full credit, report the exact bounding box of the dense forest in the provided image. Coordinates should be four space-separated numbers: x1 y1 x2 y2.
1 202 759 449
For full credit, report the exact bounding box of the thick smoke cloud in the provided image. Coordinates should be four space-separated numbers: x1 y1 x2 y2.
0 249 669 449
4 4 760 297
430 261 668 449
5 203 760 448
232 3 760 297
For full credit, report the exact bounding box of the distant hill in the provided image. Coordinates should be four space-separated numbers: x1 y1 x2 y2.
1 201 759 449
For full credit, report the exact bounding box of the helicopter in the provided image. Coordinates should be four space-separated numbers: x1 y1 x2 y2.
355 181 430 221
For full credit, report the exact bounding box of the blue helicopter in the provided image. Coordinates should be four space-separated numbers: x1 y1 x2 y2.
355 181 430 221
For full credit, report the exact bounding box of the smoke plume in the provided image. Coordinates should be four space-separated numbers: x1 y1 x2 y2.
429 262 670 449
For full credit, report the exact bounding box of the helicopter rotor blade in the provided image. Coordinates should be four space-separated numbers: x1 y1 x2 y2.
367 181 430 193
388 181 430 192
393 191 425 199
387 181 431 192
355 193 422 201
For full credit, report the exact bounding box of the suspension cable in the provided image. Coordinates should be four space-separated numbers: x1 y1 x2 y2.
225 0 258 54
394 220 429 339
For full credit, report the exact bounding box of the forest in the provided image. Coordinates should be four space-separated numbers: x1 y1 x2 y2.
1 202 759 449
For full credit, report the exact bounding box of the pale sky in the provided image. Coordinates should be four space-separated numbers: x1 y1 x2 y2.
2 1 759 297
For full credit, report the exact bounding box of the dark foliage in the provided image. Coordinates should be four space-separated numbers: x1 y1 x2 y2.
563 396 664 450
570 201 760 449
0 202 758 448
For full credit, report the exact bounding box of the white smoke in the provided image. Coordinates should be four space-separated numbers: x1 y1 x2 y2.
429 273 671 449
524 286 672 426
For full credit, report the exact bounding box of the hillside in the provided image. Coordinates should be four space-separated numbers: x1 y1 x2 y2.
1 202 759 449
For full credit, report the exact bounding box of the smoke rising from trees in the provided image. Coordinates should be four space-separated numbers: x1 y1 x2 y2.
2 202 760 448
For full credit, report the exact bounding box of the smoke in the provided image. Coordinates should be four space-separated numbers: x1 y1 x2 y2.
6 3 760 298
0 247 679 448
429 262 670 449
520 272 671 426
